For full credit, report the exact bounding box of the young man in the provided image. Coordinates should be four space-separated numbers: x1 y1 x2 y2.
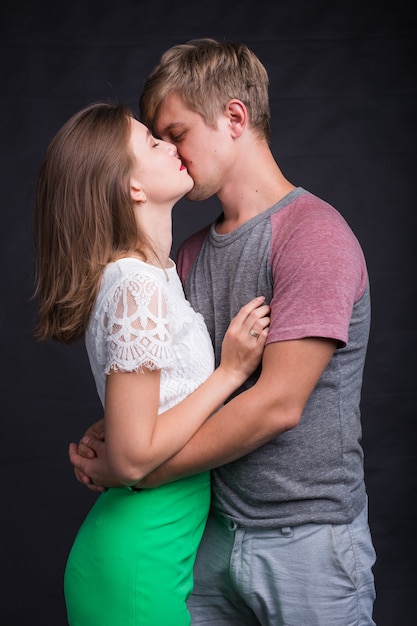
71 38 376 625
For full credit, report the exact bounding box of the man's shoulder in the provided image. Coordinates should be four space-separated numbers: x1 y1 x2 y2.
177 224 211 282
180 224 211 251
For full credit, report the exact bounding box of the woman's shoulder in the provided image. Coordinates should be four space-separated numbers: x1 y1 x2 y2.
106 256 147 276
97 257 178 310
103 256 173 284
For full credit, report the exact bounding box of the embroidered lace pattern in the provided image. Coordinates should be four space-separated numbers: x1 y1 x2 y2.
102 272 174 374
86 259 215 413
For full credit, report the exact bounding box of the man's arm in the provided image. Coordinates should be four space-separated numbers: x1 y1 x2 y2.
135 336 336 486
70 337 335 489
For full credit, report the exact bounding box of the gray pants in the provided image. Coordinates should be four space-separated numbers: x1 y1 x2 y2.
188 504 376 625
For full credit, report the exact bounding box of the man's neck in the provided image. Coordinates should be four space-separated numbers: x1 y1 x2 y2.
215 144 295 234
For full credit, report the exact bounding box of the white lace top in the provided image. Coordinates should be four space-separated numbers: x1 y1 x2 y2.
86 258 215 414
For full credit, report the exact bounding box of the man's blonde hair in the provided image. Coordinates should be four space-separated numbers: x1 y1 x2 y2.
140 38 271 141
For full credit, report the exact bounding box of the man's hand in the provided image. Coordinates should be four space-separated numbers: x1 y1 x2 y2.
69 418 121 492
71 418 104 491
77 418 105 459
69 439 105 493
69 436 123 492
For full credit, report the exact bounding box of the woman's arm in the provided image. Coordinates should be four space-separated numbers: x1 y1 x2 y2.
138 337 337 486
71 297 269 487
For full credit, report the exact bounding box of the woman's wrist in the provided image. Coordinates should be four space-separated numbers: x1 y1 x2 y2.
216 364 246 392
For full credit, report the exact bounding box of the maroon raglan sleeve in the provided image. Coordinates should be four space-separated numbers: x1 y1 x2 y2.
176 225 211 285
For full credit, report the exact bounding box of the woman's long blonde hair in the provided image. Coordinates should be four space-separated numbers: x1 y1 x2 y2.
33 102 144 344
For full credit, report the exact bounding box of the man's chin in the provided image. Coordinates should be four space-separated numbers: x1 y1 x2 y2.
185 186 214 202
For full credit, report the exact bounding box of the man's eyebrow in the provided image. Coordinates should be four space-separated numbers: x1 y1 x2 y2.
159 122 184 134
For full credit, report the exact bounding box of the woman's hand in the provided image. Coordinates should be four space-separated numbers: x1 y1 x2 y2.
219 296 270 384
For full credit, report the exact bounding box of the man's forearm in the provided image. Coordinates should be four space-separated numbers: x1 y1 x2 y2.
139 384 280 487
139 338 336 488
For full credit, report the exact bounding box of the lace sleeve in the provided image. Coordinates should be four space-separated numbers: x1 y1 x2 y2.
101 272 175 374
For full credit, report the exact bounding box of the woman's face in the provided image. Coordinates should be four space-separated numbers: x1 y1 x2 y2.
128 118 194 206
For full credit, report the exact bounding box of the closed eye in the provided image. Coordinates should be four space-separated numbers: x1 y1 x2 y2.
146 129 160 148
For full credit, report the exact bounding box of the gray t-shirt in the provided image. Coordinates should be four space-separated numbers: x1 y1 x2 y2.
177 188 370 527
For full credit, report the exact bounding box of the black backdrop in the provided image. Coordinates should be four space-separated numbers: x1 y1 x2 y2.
1 1 416 624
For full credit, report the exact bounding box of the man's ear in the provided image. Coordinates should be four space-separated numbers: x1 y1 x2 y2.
226 99 248 139
130 179 147 204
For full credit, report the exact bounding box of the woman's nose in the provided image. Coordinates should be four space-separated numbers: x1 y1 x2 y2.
165 141 177 156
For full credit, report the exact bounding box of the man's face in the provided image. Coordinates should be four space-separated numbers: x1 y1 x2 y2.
153 92 231 202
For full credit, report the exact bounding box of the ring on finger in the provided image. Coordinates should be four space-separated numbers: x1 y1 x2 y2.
249 329 260 338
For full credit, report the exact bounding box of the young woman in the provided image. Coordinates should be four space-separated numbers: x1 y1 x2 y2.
33 102 269 626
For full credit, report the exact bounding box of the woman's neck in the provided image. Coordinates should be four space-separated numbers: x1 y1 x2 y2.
135 204 173 269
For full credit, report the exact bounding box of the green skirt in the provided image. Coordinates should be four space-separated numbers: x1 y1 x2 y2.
64 472 210 626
